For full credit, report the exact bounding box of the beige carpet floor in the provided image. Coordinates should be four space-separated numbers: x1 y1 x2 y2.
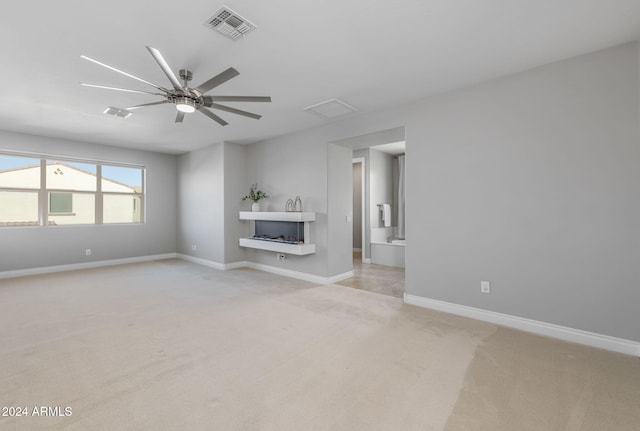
0 259 638 430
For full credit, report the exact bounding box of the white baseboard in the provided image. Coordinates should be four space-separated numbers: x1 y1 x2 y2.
0 252 349 286
404 294 640 357
176 254 245 271
0 253 178 280
326 270 354 284
176 254 353 285
242 262 353 285
363 258 372 264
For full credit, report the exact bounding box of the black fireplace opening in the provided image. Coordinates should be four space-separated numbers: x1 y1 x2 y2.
253 220 304 244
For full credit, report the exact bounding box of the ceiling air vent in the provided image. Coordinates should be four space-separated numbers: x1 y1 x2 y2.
207 6 256 40
303 99 358 119
103 107 131 118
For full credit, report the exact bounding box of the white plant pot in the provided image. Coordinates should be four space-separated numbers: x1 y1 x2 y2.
252 202 260 212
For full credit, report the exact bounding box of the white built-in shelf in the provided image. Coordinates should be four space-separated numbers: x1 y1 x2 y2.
239 211 317 256
239 211 316 222
239 238 316 255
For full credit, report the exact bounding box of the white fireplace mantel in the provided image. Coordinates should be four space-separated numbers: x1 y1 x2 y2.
239 211 316 255
239 211 316 222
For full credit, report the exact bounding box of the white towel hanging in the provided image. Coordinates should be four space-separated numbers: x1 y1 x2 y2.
380 204 391 227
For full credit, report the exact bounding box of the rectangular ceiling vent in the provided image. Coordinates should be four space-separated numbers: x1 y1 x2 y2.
103 107 131 118
303 99 358 119
207 6 256 40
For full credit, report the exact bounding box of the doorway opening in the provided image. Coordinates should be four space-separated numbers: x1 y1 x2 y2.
333 127 406 298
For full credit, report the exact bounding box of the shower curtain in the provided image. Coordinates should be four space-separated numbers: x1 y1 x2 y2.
397 154 405 239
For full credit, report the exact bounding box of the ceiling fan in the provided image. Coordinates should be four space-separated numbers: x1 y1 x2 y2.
80 46 271 125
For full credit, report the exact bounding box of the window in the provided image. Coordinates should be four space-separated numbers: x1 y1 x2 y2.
102 165 144 224
0 190 39 226
49 192 72 214
0 152 145 227
46 160 97 226
0 155 40 227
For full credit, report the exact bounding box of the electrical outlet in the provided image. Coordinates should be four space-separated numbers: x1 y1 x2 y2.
480 281 490 294
191 244 197 251
276 253 286 261
85 249 92 256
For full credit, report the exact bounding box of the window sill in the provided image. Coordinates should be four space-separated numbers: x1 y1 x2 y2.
48 213 76 216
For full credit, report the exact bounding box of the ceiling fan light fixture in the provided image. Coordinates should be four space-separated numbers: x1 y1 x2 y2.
175 97 196 113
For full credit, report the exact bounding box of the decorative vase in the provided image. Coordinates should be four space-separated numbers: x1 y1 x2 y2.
252 202 260 212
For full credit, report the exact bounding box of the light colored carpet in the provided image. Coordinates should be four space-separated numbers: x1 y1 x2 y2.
0 259 638 430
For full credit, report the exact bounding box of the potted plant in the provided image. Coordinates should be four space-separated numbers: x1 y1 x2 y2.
242 183 269 211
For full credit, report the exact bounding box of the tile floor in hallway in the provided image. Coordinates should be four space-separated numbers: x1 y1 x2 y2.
336 252 405 298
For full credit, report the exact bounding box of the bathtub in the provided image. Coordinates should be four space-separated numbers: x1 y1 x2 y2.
371 240 405 268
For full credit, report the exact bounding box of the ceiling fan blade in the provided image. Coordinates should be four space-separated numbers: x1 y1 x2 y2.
81 83 164 96
175 111 185 123
197 107 228 126
146 46 184 92
206 102 262 120
207 96 272 103
124 100 170 110
80 55 168 93
194 68 239 95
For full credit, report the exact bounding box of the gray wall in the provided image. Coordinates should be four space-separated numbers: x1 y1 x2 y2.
244 128 329 277
327 143 353 276
223 142 248 264
404 41 640 341
352 162 362 250
0 130 177 271
177 143 224 262
177 141 247 265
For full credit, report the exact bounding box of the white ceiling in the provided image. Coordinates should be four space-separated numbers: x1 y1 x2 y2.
1 1 639 154
372 141 406 156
